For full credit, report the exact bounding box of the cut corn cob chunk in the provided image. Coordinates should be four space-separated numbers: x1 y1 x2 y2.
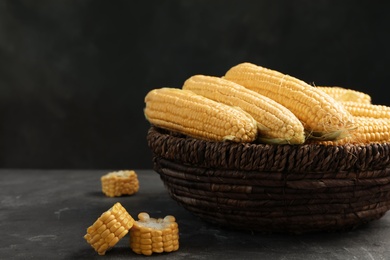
129 212 179 255
224 62 355 140
84 202 135 255
183 75 305 144
144 87 258 142
101 170 139 197
313 116 390 145
341 101 390 119
316 86 371 104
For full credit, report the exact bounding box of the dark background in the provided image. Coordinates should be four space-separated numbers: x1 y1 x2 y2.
1 0 389 169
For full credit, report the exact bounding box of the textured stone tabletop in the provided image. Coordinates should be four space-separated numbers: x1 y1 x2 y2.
1 169 390 260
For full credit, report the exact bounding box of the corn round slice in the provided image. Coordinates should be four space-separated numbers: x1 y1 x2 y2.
129 212 179 256
101 170 139 197
84 202 135 255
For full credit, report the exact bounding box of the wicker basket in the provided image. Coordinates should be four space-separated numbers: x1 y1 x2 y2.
147 126 390 233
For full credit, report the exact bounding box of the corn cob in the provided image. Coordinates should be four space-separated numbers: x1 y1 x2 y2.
313 116 390 145
84 202 135 255
182 75 305 144
224 62 355 140
341 101 390 119
144 87 258 142
129 212 179 256
101 170 139 197
316 86 371 104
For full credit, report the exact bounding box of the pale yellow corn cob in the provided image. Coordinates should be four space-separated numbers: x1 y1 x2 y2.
84 202 135 255
314 116 390 145
316 86 371 104
224 62 355 140
341 101 390 119
182 75 305 144
101 170 139 197
129 212 179 256
144 87 258 142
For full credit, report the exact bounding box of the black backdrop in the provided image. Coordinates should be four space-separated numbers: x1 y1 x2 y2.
1 0 389 169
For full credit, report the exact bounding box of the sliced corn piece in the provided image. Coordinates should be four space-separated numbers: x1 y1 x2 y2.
129 212 179 256
84 202 135 255
101 170 139 197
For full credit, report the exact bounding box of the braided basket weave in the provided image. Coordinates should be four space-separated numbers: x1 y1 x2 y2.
147 126 390 233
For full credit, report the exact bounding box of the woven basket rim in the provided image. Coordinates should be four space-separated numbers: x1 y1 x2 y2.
147 126 390 173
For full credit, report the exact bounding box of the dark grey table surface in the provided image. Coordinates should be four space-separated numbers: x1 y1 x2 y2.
1 169 390 260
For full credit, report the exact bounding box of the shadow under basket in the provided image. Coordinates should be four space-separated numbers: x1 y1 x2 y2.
147 126 390 233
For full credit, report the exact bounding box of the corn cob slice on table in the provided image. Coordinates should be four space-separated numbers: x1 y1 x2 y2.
144 87 258 142
83 202 135 255
224 62 355 141
101 170 139 197
316 86 372 104
182 75 305 144
129 212 179 256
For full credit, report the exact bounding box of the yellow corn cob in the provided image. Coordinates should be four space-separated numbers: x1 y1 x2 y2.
314 116 390 145
224 62 355 140
129 212 179 256
144 87 258 142
182 75 305 144
101 170 139 197
316 86 371 104
84 202 135 255
341 101 390 119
